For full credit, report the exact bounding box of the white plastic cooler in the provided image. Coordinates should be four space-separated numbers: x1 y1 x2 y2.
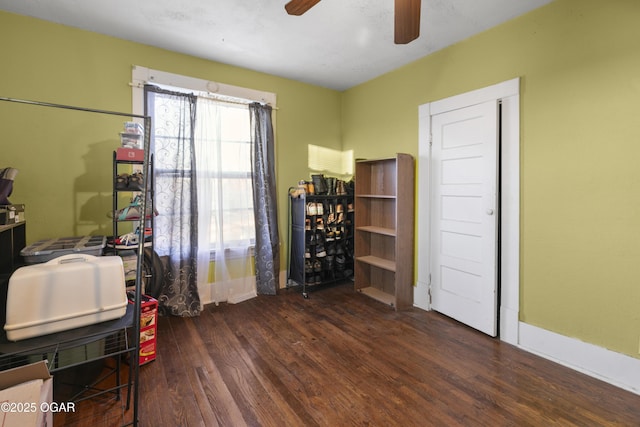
4 254 128 341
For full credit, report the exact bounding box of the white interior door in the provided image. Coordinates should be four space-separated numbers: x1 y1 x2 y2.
430 100 499 336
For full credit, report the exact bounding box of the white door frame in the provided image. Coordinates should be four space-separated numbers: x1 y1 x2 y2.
415 78 520 345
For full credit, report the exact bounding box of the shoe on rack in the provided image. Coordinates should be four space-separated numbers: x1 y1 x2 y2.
123 195 158 219
327 243 336 256
306 202 317 216
326 177 336 195
135 227 153 245
142 227 153 239
325 230 335 242
115 204 142 221
128 172 144 191
325 255 334 271
115 173 129 191
311 174 327 195
107 232 139 248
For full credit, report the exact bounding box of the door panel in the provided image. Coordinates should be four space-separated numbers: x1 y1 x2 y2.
430 100 499 336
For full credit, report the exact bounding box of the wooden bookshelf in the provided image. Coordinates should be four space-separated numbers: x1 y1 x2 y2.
354 153 415 310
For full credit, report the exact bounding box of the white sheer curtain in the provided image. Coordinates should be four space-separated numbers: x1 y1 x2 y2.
195 97 255 304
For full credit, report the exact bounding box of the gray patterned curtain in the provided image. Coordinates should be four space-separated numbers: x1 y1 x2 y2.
145 85 201 316
250 103 280 295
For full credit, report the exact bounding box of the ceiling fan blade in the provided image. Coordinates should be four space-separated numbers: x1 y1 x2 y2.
394 0 421 44
285 0 321 16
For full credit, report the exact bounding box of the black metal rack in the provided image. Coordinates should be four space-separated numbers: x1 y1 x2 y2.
110 151 157 297
0 96 149 426
287 190 354 298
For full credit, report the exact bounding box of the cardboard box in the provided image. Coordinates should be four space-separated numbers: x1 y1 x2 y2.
0 361 53 427
129 294 158 365
0 204 25 225
115 148 144 162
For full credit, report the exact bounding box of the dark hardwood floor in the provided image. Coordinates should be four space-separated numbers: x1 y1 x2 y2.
56 282 640 426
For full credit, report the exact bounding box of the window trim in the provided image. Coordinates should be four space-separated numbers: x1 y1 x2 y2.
131 65 276 118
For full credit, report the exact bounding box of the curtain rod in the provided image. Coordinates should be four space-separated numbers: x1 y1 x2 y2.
0 96 149 119
128 82 278 110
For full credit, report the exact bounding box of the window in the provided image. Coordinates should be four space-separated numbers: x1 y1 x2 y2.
132 66 276 257
195 98 255 250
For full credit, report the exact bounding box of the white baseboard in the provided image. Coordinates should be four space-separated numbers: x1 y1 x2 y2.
519 322 640 395
200 276 257 306
227 288 257 304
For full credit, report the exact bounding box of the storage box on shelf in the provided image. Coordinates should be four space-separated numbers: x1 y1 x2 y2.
20 235 106 264
116 147 145 162
354 153 415 310
120 121 144 149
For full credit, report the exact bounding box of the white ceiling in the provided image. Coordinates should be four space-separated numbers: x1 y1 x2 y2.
0 0 553 91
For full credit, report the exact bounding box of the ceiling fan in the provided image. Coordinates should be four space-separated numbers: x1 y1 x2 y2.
284 0 421 45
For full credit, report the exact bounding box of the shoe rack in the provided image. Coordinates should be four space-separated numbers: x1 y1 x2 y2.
287 183 354 298
110 150 155 292
354 153 415 310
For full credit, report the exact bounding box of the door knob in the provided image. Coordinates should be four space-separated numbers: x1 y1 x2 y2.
486 209 494 215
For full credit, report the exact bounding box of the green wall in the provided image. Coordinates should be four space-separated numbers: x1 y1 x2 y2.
3 0 640 360
342 0 640 359
0 10 341 268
